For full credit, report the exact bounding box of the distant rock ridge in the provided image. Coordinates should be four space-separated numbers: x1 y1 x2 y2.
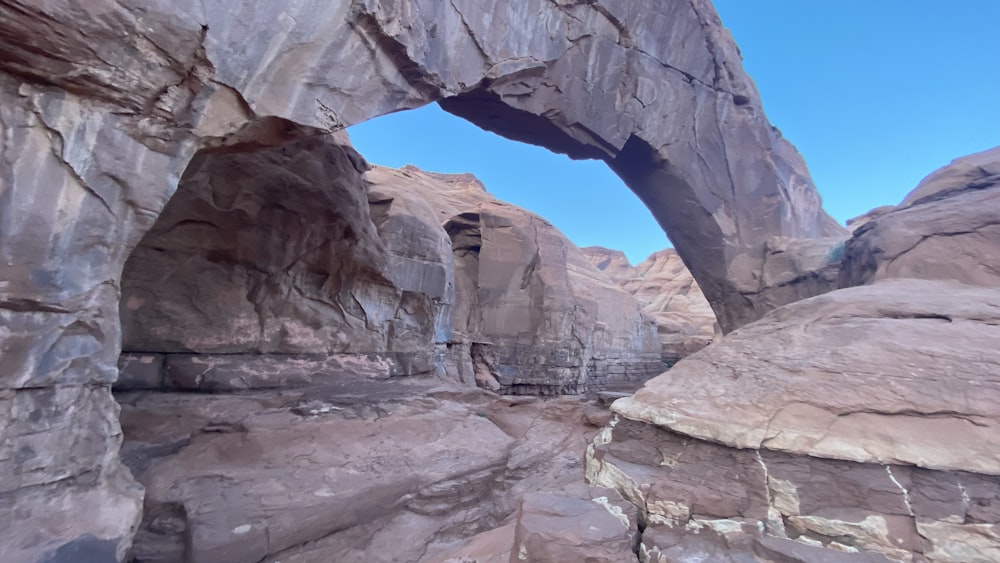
366 163 664 394
582 246 717 363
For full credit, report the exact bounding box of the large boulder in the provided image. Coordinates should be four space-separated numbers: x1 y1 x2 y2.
590 279 1000 561
841 146 1000 288
367 165 663 394
583 246 718 363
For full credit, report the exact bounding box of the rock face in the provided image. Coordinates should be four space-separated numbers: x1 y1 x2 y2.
120 150 661 394
121 130 453 377
591 279 1000 561
583 247 717 362
367 165 663 394
583 147 1000 561
841 146 1000 288
0 0 844 557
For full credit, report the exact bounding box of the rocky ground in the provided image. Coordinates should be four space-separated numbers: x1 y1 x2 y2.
116 368 640 563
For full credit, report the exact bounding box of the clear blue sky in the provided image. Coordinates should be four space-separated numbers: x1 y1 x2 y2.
349 1 999 265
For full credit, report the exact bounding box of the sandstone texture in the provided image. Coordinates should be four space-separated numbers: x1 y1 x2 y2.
121 131 453 377
591 278 1000 561
368 165 662 394
842 146 1000 288
583 246 717 362
582 147 1000 561
117 371 639 563
120 151 662 395
0 0 857 558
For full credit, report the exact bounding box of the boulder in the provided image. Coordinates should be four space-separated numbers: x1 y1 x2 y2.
590 279 1000 561
842 146 1000 288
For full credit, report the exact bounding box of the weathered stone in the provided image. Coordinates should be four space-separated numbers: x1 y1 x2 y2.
119 376 631 562
0 0 844 555
368 165 664 393
589 416 1000 562
584 246 718 363
841 146 1000 288
121 132 452 366
614 279 1000 474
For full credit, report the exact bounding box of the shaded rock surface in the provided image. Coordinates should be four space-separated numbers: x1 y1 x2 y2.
120 142 661 394
583 246 717 363
591 279 1000 561
368 165 663 394
118 372 639 563
841 146 1000 288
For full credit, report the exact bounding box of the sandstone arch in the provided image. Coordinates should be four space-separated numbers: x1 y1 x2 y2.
0 0 843 558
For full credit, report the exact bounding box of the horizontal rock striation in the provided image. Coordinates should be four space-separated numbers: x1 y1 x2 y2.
590 278 1000 560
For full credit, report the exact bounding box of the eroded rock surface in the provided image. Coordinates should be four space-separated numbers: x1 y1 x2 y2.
0 0 844 556
842 146 1000 288
120 152 661 394
583 246 717 363
368 165 663 394
120 131 453 380
118 372 638 563
590 279 1000 561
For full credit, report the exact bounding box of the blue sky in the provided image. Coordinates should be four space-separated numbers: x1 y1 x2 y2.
349 1 999 265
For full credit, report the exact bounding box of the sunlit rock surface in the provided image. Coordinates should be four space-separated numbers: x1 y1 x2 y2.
367 165 663 394
583 246 718 363
842 145 1000 288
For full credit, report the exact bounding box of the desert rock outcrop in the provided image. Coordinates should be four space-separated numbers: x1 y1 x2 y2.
841 145 1000 288
119 373 639 563
592 279 1000 561
1 0 845 557
583 247 717 362
367 165 663 394
119 152 662 395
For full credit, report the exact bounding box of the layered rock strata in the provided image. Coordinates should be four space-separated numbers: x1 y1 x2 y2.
367 165 663 394
583 247 717 363
590 279 1000 561
119 373 640 563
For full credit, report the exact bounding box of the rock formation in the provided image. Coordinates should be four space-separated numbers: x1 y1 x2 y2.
841 146 1000 288
0 0 850 558
588 147 1000 560
583 247 717 362
120 131 453 379
366 165 663 394
119 147 662 395
118 374 640 562
591 279 1000 561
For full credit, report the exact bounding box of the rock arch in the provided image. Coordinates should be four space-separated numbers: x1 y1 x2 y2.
0 0 843 558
